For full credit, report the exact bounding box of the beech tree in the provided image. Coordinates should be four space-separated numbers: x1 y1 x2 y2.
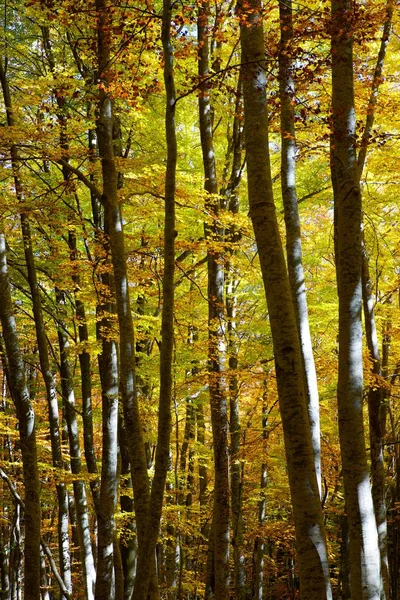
331 0 381 596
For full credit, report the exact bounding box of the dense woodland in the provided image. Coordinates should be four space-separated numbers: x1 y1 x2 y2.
0 0 399 598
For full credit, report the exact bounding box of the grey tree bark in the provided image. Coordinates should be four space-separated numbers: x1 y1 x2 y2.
238 1 332 597
278 0 321 497
331 0 381 597
198 4 230 597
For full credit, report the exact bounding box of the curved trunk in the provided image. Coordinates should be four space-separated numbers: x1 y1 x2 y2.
238 2 332 597
279 0 321 497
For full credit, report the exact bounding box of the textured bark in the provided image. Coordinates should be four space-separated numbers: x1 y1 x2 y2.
131 0 176 596
0 234 41 600
198 4 230 597
279 0 321 497
331 0 381 597
238 2 332 598
197 403 209 511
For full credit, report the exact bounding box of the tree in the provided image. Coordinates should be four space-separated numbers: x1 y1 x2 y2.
331 0 381 596
238 0 332 597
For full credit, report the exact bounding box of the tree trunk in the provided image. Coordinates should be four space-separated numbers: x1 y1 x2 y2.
279 0 321 497
222 84 246 600
1 53 72 596
0 233 41 600
238 2 332 597
95 0 151 563
94 333 119 600
331 0 381 597
69 230 101 514
119 416 137 600
56 291 96 600
132 0 176 595
356 4 393 596
362 249 389 600
0 60 42 600
198 4 230 597
252 379 269 600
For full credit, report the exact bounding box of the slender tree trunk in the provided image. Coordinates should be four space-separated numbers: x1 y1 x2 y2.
356 0 394 181
69 230 101 513
238 2 332 598
331 0 381 597
252 379 269 600
226 193 245 600
22 214 72 596
132 0 176 595
198 4 230 597
356 5 393 596
0 55 72 596
279 0 321 497
8 502 22 600
95 336 119 600
95 0 151 564
0 233 41 600
362 250 389 600
119 416 137 600
0 520 10 600
0 60 42 600
56 292 96 600
222 85 245 600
